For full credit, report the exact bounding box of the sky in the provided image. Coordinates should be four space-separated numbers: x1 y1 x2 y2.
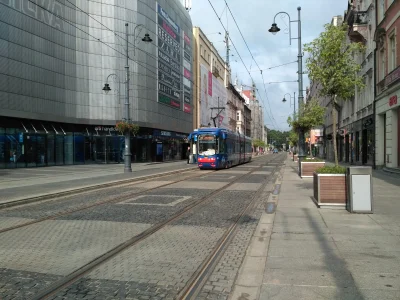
187 0 348 131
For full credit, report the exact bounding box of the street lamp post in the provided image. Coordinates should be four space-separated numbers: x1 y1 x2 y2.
269 7 305 176
103 23 152 173
282 92 296 120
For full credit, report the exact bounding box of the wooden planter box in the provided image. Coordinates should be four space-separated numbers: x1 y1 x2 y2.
313 172 347 209
301 161 325 178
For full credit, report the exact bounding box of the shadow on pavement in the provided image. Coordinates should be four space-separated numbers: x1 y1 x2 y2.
301 207 366 299
373 170 400 188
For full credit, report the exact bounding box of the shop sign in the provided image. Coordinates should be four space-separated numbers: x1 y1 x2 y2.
161 131 171 136
95 126 117 132
153 130 187 139
389 95 398 107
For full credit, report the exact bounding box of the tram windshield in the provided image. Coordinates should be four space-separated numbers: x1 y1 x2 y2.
198 134 218 156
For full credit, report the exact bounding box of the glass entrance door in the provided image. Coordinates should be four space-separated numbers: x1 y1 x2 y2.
36 134 47 167
106 136 120 163
94 137 106 163
25 135 37 167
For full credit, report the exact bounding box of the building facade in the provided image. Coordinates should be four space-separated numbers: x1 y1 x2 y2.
0 0 193 168
192 27 230 129
239 86 264 151
226 83 247 133
336 0 376 166
375 0 400 169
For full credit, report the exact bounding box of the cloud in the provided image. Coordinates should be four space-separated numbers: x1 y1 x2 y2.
189 0 347 131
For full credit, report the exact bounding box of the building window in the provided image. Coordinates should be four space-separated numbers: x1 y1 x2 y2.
389 32 396 72
200 45 203 57
380 49 386 81
208 54 210 64
378 0 385 23
236 112 240 121
204 49 206 57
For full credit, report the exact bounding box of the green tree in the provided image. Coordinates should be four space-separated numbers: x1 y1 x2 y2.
288 130 298 147
253 139 267 149
265 127 290 148
304 23 365 166
287 98 326 133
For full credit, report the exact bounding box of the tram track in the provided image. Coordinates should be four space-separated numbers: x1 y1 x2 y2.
0 166 199 210
0 169 214 234
178 155 284 299
28 154 283 300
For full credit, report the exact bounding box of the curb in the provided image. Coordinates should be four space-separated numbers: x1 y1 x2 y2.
229 162 286 300
0 166 197 209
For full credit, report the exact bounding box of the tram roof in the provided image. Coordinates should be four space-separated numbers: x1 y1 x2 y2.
188 127 252 140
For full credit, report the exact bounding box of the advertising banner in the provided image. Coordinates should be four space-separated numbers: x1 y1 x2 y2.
156 2 181 109
156 2 192 113
182 30 192 113
200 64 227 128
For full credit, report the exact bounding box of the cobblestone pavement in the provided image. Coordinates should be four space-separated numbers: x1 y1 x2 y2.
0 268 63 300
196 168 279 300
0 170 203 229
0 154 286 299
0 161 196 204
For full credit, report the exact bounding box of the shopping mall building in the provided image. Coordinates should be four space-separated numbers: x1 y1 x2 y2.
0 0 193 168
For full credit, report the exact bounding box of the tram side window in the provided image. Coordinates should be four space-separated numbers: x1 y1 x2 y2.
219 137 226 154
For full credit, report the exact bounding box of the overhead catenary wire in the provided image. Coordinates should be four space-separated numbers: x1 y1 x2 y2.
26 0 279 129
206 0 278 129
220 0 279 130
26 0 210 97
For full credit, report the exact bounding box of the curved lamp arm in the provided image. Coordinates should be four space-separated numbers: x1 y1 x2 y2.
103 73 121 102
132 24 145 56
271 11 293 45
106 73 121 83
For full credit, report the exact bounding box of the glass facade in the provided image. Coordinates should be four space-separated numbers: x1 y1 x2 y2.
341 117 374 166
0 117 189 169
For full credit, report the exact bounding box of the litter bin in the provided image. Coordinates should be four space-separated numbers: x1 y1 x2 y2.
347 166 373 213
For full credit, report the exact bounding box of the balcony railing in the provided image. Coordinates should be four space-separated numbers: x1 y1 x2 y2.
385 65 400 87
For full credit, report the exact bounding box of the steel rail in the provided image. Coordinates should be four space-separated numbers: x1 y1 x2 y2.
0 169 213 234
178 155 284 299
29 154 282 300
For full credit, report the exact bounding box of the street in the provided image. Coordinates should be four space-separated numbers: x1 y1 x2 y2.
0 154 285 299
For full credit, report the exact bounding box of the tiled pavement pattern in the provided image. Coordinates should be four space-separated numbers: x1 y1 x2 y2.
0 220 151 275
197 219 261 300
0 171 203 230
256 159 400 300
50 225 225 300
0 268 63 300
0 154 285 299
197 170 279 300
58 188 213 224
0 161 196 204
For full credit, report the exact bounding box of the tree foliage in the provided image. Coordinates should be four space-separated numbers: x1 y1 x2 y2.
252 139 266 148
304 23 365 99
303 23 365 166
287 98 326 133
265 127 290 148
288 130 298 147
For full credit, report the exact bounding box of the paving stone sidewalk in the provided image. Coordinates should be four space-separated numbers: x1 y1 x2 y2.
230 157 400 300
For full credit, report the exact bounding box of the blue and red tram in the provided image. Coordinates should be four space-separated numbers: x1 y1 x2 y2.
189 128 252 170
